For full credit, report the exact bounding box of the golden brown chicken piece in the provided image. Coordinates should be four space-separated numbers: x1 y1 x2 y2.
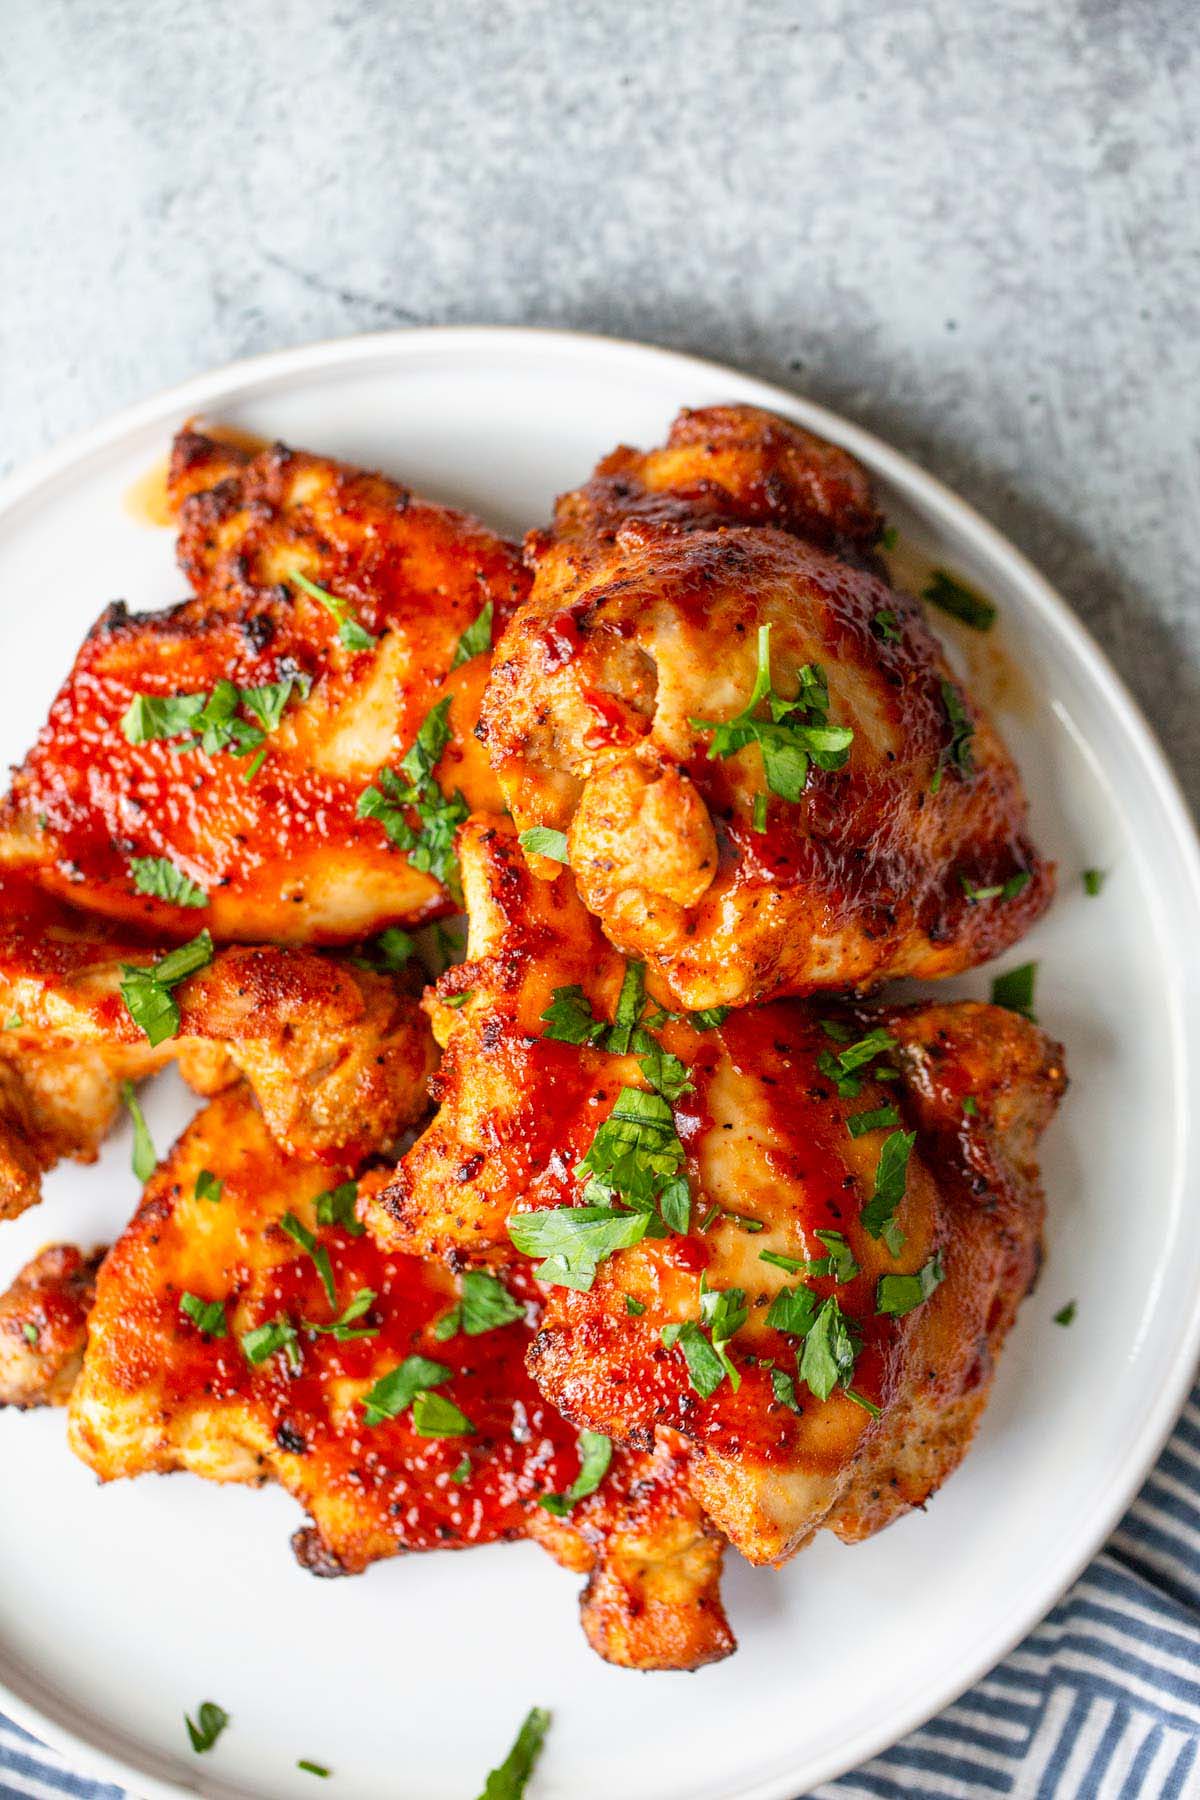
0 430 527 944
68 1086 731 1669
0 873 436 1219
0 1244 101 1408
480 404 1052 1010
377 817 1065 1566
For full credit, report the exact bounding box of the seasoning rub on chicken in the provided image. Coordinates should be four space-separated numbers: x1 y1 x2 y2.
480 404 1052 1009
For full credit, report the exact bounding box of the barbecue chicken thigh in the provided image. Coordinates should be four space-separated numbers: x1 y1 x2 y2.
0 429 527 944
0 873 436 1219
480 404 1052 1009
375 817 1065 1566
67 1086 731 1669
0 1244 101 1408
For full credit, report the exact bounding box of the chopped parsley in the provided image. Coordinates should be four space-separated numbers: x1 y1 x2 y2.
763 1232 860 1281
450 1453 472 1484
606 961 646 1055
411 1390 474 1437
816 1025 898 1098
538 1429 613 1515
922 568 997 631
360 1355 452 1427
180 1292 227 1337
540 985 607 1047
451 600 494 669
871 608 901 644
876 1252 945 1316
507 1203 650 1291
576 1085 689 1234
434 1269 524 1340
241 1316 301 1370
194 1169 223 1205
185 1702 229 1755
357 696 468 895
770 1365 803 1412
846 1104 900 1139
280 1212 336 1308
22 1321 39 1347
305 1288 379 1342
1083 868 1106 896
518 827 569 862
120 1080 157 1182
930 679 975 793
353 927 416 972
766 1283 819 1337
879 525 899 552
298 1761 330 1778
690 623 853 805
478 1706 551 1800
991 961 1038 1020
860 1129 916 1257
662 1281 748 1399
119 929 214 1046
122 674 309 776
625 1295 646 1316
1054 1300 1077 1327
799 1295 862 1402
962 1095 979 1117
314 1181 363 1237
289 568 376 651
2 1012 21 1031
128 856 208 909
961 869 1031 904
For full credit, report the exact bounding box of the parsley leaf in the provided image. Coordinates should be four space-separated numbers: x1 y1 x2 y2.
922 569 997 631
357 697 468 895
120 1080 157 1182
477 1707 551 1800
632 1030 693 1104
451 600 494 669
625 1295 646 1316
314 1181 363 1237
1054 1300 1077 1326
305 1287 379 1341
289 568 377 651
660 1319 729 1400
280 1212 336 1308
23 1321 39 1346
816 1025 898 1097
185 1701 229 1754
766 1283 819 1337
799 1295 862 1401
991 961 1038 1020
607 961 646 1055
241 1316 301 1369
770 1366 803 1412
298 1761 330 1778
860 1129 916 1256
119 929 214 1046
810 1229 860 1281
663 1282 748 1398
411 1390 474 1436
846 1104 900 1138
518 827 569 862
538 1429 613 1515
690 623 853 805
1083 868 1106 896
353 927 416 973
436 1269 524 1340
129 856 208 909
240 674 312 734
962 1095 979 1117
540 985 606 1047
930 678 975 792
180 1292 227 1337
195 1169 223 1205
450 1453 472 1484
576 1085 689 1234
507 1204 650 1291
360 1355 451 1426
876 1252 945 1316
871 608 901 644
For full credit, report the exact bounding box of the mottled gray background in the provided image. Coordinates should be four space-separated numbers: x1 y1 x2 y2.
3 0 1197 804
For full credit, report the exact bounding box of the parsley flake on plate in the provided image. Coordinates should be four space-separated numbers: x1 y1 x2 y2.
991 961 1038 1020
922 568 997 631
185 1701 229 1754
476 1706 551 1800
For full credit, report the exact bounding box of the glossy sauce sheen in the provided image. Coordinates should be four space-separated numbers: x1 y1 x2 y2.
4 433 530 943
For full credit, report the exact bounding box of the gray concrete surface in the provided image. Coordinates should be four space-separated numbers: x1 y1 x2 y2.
2 0 1197 809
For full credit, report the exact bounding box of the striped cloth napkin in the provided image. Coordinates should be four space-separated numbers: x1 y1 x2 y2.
4 1378 1199 1800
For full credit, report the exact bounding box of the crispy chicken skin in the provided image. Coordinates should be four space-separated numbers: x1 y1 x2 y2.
0 874 436 1218
380 818 1065 1566
0 430 527 944
68 1087 731 1669
480 404 1051 1010
0 1244 101 1408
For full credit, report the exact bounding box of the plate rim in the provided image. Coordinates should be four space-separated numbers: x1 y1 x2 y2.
2 323 1199 1800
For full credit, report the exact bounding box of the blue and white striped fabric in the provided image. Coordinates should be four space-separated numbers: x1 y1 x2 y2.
5 1386 1200 1800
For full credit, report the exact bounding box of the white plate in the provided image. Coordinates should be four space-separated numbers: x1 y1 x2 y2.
0 328 1198 1800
